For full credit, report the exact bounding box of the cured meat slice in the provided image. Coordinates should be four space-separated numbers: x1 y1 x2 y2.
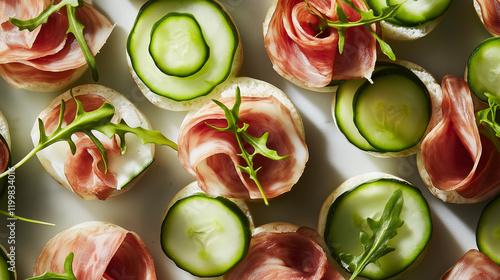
33 221 157 280
0 0 113 90
475 0 500 36
419 75 500 202
441 249 500 280
264 0 377 89
224 226 344 280
40 94 121 200
177 81 308 200
0 139 8 175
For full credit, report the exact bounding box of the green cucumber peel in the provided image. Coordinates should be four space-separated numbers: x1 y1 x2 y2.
306 0 400 60
9 0 99 81
0 90 178 179
339 189 404 280
26 252 77 280
477 92 500 152
207 87 290 205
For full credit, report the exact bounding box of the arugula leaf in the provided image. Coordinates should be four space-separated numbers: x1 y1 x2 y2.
0 209 55 226
9 0 99 81
306 0 400 60
26 252 77 280
0 91 178 178
477 92 500 152
207 87 290 205
339 189 404 280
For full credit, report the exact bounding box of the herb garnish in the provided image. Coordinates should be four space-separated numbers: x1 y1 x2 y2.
339 189 404 280
0 91 178 179
306 0 401 60
27 252 77 280
477 92 500 152
9 0 100 81
207 87 290 205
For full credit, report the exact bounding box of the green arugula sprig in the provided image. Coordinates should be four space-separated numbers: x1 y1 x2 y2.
207 87 290 205
477 92 500 152
9 0 99 81
27 252 77 280
0 91 178 179
306 0 401 60
340 189 404 280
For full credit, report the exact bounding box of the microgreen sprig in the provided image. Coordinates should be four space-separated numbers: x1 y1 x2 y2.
9 0 100 81
306 0 401 60
477 92 500 152
207 87 290 205
339 189 404 280
0 91 178 179
27 252 77 280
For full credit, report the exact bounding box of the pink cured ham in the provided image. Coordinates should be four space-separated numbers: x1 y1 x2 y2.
420 75 500 202
33 221 157 279
224 226 344 280
0 138 7 174
441 249 500 279
41 94 120 200
177 94 308 200
476 0 500 36
0 0 113 90
264 0 377 88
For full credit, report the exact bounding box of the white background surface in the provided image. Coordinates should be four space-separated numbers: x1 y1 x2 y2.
0 0 495 279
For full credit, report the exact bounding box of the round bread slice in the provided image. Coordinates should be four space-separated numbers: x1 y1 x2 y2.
331 59 443 158
31 84 155 200
473 0 500 37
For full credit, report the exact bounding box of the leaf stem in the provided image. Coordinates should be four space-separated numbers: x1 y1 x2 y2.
0 210 55 226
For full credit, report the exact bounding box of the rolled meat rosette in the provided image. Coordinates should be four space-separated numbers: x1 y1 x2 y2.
177 77 308 202
31 85 157 200
0 0 113 91
33 221 156 279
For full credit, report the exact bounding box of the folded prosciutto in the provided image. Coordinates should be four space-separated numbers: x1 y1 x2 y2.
32 85 155 200
418 75 500 203
224 225 344 280
441 249 500 280
263 0 377 89
0 0 113 91
33 221 157 279
177 78 308 200
475 0 500 36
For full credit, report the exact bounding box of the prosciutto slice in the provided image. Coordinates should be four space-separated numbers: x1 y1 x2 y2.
441 249 500 279
0 0 113 89
224 226 344 280
0 138 8 174
33 221 157 279
476 0 500 36
264 0 377 88
41 94 121 200
177 94 308 200
420 75 500 202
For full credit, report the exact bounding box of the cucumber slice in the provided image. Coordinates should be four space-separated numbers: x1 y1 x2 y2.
353 68 431 152
333 62 408 152
128 0 239 101
323 177 432 279
161 193 251 277
0 245 15 280
367 0 451 26
467 37 500 102
149 12 209 77
476 195 500 265
335 78 380 152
